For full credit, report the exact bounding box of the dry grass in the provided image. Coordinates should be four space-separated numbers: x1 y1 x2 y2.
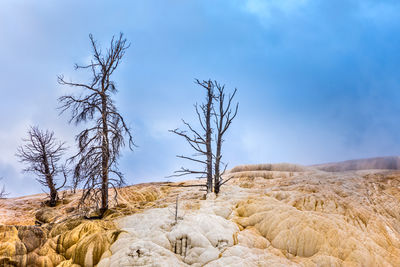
239 182 254 188
230 163 307 173
183 201 201 210
227 170 296 181
229 171 274 179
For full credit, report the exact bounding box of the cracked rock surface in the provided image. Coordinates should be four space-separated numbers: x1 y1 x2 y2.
2 161 400 266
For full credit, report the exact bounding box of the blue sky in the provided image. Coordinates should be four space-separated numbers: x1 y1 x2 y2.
1 0 400 196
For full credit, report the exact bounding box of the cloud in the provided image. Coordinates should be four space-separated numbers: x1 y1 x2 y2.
244 0 309 24
358 1 400 25
0 120 33 170
1 0 400 197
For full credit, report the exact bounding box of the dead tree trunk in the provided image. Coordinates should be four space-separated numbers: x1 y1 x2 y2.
213 83 238 194
101 93 110 214
169 79 215 193
43 153 58 207
205 81 214 193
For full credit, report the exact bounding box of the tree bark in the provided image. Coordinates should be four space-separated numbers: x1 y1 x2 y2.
42 149 58 207
214 138 222 194
100 94 109 215
205 82 213 193
213 85 238 194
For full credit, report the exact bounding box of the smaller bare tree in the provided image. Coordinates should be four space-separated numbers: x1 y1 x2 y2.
16 126 67 206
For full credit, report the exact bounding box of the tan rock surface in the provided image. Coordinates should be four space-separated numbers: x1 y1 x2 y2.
0 183 171 266
1 160 400 266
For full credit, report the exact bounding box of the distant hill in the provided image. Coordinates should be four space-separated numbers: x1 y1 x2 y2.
313 156 400 172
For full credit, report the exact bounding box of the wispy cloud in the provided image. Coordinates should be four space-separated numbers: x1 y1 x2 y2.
0 120 31 170
1 0 400 196
358 1 400 25
243 0 309 24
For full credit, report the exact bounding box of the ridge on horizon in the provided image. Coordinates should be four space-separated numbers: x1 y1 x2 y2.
312 155 400 172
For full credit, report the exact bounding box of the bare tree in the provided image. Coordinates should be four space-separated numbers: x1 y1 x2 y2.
213 83 238 194
170 79 238 194
16 126 67 206
169 79 215 193
58 33 134 216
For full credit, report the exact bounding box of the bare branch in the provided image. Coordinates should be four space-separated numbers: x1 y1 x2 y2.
176 155 207 165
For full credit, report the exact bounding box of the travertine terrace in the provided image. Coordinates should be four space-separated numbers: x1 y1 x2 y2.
1 159 400 266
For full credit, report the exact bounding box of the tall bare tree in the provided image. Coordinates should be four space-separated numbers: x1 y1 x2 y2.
170 79 238 194
213 83 238 194
16 126 67 206
58 33 134 215
169 79 215 193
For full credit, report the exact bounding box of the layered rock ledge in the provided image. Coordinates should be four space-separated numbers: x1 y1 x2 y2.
1 162 400 266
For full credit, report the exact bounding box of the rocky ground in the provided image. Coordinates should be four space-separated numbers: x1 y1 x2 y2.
1 160 400 266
